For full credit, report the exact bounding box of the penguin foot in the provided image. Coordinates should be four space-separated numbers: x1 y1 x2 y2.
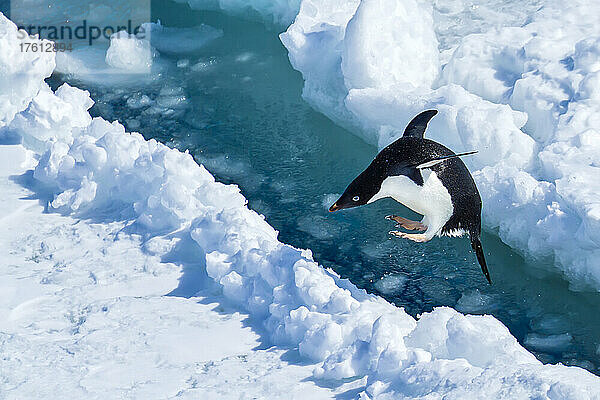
389 231 430 242
385 215 427 231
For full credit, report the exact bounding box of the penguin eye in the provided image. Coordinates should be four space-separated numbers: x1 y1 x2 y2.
352 196 360 202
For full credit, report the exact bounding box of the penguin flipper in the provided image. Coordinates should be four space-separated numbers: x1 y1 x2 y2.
415 151 478 170
403 109 438 138
470 234 492 284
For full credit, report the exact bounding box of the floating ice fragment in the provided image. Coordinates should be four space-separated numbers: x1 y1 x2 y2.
455 289 495 314
126 93 153 109
525 333 573 353
322 193 340 210
142 22 223 54
105 31 156 72
530 314 571 335
374 274 407 295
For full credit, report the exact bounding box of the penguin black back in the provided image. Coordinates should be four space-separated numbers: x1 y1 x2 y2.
380 133 491 283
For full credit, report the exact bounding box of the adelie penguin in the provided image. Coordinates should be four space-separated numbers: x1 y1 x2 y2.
329 109 491 284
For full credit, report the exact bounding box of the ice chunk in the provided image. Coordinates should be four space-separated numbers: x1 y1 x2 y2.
374 274 407 295
105 31 156 72
156 86 188 109
296 215 340 240
126 93 153 109
455 289 496 314
190 58 218 73
530 314 571 336
525 333 573 353
177 59 190 68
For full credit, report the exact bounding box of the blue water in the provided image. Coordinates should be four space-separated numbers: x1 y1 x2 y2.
50 2 600 373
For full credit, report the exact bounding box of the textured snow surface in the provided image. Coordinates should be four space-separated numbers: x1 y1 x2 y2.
2 11 600 399
281 0 600 290
0 146 352 399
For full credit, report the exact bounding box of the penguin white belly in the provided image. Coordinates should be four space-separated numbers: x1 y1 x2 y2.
369 170 453 239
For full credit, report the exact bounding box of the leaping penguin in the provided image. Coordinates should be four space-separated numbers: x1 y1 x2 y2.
329 110 491 284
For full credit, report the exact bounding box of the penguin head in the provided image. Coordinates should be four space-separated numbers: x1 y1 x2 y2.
329 109 442 213
329 167 383 212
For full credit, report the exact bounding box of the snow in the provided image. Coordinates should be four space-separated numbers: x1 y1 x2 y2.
0 147 346 398
2 6 600 400
281 0 600 290
10 83 93 152
105 31 156 72
342 0 439 92
0 15 55 127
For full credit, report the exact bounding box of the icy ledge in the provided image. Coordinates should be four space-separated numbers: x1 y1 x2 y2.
2 12 600 399
281 0 600 290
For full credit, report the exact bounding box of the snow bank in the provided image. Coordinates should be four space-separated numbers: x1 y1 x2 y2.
281 0 600 290
342 0 439 92
0 14 55 128
2 11 600 399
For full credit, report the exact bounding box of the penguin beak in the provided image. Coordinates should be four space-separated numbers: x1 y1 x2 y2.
329 202 341 212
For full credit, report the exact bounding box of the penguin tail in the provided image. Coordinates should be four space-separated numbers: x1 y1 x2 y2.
470 233 491 284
